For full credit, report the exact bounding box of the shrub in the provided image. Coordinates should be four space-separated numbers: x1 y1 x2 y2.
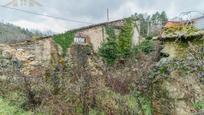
99 25 119 65
163 25 198 36
99 18 134 65
132 40 154 55
193 102 204 110
0 97 32 115
117 18 134 58
146 36 153 40
99 39 119 65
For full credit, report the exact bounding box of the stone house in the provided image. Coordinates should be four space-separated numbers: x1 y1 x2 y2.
69 19 140 51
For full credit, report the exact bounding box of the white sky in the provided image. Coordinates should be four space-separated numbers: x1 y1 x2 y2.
0 0 203 33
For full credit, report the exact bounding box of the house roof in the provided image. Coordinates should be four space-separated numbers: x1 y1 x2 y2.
68 18 126 32
37 18 126 39
166 21 183 23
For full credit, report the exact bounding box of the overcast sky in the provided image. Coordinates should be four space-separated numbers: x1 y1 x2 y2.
0 0 203 33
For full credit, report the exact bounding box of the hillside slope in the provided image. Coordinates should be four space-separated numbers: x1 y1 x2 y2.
0 23 42 43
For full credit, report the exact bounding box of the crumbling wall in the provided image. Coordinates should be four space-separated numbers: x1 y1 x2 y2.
0 38 60 78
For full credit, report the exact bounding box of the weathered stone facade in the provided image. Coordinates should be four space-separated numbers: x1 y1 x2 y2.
72 19 140 51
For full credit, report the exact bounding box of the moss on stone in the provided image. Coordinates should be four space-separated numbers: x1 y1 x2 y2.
162 42 187 59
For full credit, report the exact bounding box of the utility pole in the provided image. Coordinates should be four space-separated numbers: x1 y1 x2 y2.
107 8 110 22
147 21 150 36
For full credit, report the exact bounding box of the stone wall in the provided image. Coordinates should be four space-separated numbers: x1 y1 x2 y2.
0 38 60 78
76 26 106 51
74 20 140 51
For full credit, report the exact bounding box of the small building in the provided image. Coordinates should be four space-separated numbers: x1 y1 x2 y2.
164 21 184 28
164 16 204 30
69 19 140 51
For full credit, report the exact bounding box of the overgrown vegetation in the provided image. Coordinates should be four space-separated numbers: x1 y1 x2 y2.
98 26 119 65
53 31 75 55
1 10 204 115
98 39 119 65
0 97 32 115
99 18 136 65
117 18 134 58
163 24 199 36
133 40 154 55
193 102 204 110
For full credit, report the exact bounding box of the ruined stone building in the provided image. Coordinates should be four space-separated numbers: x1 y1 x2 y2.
70 19 140 51
0 19 140 77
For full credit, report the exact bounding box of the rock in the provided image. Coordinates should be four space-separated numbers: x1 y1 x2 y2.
0 59 10 67
153 70 204 115
2 50 12 59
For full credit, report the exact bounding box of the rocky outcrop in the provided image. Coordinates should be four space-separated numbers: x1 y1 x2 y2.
0 38 60 78
153 36 204 115
153 70 204 115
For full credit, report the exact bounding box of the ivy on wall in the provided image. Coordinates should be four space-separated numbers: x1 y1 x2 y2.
117 18 133 58
53 31 75 56
99 18 134 65
98 26 119 65
105 25 116 40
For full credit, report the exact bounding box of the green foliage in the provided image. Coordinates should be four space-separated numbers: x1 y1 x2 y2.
117 18 134 58
146 36 153 40
99 25 118 65
133 40 154 55
132 91 153 115
163 25 198 36
193 102 204 110
0 22 43 43
89 108 105 115
151 11 168 25
99 39 119 65
0 97 32 115
99 19 134 65
160 11 168 25
132 11 168 37
105 26 116 40
99 19 155 65
53 31 75 55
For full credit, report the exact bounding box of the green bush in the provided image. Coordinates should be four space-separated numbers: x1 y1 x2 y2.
105 26 116 40
99 18 134 65
146 36 153 40
99 25 119 65
0 97 32 115
193 102 204 110
117 18 133 58
99 39 119 65
137 40 154 54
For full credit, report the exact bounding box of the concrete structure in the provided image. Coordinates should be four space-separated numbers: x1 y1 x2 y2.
69 19 140 51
